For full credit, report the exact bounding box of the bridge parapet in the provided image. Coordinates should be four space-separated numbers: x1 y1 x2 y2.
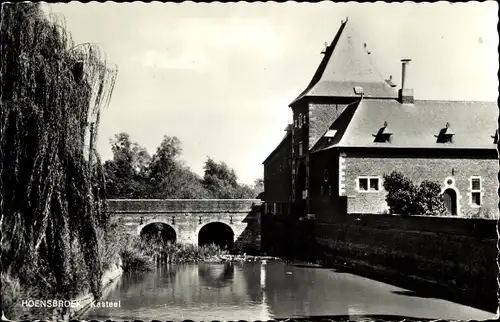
108 199 262 213
108 199 262 252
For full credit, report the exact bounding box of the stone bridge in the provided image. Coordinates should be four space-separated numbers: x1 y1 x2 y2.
108 199 262 252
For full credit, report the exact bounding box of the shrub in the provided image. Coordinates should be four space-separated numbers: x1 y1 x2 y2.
383 171 447 216
120 248 154 273
414 180 447 217
383 171 418 216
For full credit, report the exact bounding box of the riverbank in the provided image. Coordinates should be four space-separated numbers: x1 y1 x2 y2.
70 262 123 320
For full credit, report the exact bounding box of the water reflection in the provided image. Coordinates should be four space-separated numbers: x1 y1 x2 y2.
83 261 496 322
198 262 234 289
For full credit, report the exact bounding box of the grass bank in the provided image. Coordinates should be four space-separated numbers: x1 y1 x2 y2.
118 234 231 272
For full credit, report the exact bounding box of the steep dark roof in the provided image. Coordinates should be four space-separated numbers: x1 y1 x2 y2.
290 19 396 106
263 125 292 164
313 99 498 151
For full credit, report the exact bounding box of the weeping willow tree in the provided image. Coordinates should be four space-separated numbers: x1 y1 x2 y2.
0 3 117 316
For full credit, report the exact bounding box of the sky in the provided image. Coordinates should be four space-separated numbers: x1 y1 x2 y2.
46 1 498 185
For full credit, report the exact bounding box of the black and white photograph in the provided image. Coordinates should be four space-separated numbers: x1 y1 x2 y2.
0 1 498 322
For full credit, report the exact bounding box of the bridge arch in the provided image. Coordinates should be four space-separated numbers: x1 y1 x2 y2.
137 220 178 244
197 222 235 250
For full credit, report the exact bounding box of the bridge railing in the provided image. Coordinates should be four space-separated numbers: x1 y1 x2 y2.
107 199 262 213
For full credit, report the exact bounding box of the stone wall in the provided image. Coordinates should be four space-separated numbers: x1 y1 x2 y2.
314 214 498 309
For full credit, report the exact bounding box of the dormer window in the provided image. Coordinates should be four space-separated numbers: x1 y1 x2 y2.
436 122 454 143
324 129 337 145
373 121 392 143
325 130 337 138
353 86 364 96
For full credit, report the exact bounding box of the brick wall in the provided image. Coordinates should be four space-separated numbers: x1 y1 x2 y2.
344 155 498 217
314 215 498 305
308 103 349 150
309 148 344 222
263 132 292 204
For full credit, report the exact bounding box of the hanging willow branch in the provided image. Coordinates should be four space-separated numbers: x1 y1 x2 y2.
0 2 118 304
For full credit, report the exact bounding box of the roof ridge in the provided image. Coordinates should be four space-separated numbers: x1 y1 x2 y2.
289 19 396 106
289 19 349 106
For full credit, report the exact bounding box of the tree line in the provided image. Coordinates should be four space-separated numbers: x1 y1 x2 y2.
103 133 264 199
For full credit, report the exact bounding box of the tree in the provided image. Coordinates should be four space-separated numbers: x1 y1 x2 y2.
383 171 446 216
103 133 151 198
147 135 209 199
148 135 182 182
202 157 240 198
155 165 210 199
1 3 117 317
253 178 264 197
235 184 258 199
102 135 261 200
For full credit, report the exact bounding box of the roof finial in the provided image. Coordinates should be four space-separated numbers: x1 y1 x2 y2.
383 121 388 128
446 122 450 129
321 42 328 54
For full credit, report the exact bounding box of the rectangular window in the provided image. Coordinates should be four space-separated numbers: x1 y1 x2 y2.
273 203 277 214
298 141 303 156
470 177 482 206
370 178 380 191
359 178 368 191
358 176 380 192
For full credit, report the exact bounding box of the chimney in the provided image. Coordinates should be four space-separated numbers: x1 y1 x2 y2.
398 59 414 104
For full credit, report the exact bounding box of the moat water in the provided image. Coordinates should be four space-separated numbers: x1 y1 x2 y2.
82 260 497 321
